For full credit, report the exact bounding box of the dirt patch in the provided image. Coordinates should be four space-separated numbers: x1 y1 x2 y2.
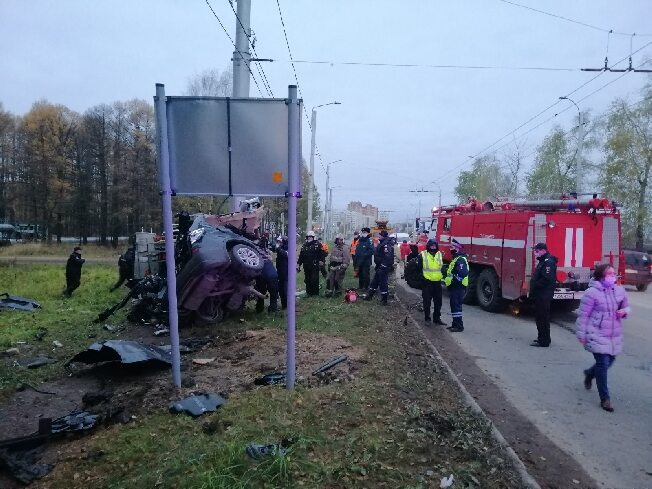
395 284 599 489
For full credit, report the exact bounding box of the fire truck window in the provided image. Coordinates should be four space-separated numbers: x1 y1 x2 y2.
443 218 451 231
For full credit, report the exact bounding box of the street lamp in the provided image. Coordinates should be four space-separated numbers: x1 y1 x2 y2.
559 96 583 194
323 161 342 239
307 102 341 233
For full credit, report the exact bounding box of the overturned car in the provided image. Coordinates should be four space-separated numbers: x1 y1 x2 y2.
98 208 268 326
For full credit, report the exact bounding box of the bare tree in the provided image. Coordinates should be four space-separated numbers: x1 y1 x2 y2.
186 67 233 97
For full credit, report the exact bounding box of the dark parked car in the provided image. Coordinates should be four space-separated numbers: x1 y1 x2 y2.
623 249 652 292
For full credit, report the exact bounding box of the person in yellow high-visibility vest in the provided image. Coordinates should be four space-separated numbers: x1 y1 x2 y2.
444 239 469 332
416 239 446 325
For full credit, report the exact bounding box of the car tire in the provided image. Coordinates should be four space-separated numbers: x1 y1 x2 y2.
230 243 264 276
194 298 225 326
636 283 648 292
476 268 507 312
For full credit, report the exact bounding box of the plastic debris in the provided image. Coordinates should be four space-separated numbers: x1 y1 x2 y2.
192 358 216 365
153 328 170 337
169 394 226 417
440 474 454 488
4 347 20 356
245 438 294 460
18 356 57 369
51 411 99 434
52 340 63 348
103 324 115 332
312 355 348 375
67 340 171 366
253 372 286 386
0 293 41 312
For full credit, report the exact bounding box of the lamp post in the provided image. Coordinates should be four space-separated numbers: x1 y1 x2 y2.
307 102 340 233
323 159 342 238
559 96 583 194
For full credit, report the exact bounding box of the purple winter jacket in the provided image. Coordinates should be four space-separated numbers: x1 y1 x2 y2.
575 280 630 356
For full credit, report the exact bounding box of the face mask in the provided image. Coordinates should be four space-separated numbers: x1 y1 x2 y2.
428 248 437 254
602 275 617 286
306 237 314 242
361 233 368 238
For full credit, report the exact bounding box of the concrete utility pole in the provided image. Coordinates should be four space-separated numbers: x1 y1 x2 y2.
307 102 340 233
232 0 251 98
559 96 583 194
322 160 341 238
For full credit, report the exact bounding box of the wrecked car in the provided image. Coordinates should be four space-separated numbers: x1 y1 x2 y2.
98 208 267 326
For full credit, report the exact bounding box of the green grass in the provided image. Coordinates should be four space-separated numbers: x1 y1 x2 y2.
0 241 125 258
0 264 126 395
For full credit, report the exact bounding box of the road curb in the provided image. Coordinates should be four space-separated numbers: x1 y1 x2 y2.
394 284 541 489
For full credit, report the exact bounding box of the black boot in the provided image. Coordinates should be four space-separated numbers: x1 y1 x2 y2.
364 290 375 301
381 295 388 305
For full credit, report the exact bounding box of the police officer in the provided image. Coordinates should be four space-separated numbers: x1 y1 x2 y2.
365 230 394 305
63 246 85 298
354 227 374 290
274 236 289 310
529 242 558 347
416 239 446 325
297 231 326 296
444 239 468 332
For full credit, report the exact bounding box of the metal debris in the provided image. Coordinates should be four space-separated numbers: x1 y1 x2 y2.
0 293 41 312
254 372 286 386
169 394 226 417
312 355 348 375
67 340 171 366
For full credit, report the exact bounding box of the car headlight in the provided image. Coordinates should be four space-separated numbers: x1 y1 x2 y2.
189 228 205 245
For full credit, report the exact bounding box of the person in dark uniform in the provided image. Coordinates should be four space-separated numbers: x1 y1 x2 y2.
354 227 374 290
297 231 326 296
111 245 135 291
529 242 558 347
255 256 279 313
416 239 446 325
63 246 85 298
364 230 394 305
444 239 469 332
274 236 289 310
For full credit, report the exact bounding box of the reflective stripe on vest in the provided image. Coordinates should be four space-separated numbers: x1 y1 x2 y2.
444 255 469 287
421 250 443 281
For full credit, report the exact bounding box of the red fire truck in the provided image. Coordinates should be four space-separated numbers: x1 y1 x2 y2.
423 195 622 312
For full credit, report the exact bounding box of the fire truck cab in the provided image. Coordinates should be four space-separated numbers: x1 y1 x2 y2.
426 196 622 312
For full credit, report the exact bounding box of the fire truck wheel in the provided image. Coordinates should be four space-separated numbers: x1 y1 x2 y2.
463 268 479 305
476 268 507 312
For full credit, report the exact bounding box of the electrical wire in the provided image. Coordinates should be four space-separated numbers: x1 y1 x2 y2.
496 0 652 37
203 0 265 97
227 0 274 97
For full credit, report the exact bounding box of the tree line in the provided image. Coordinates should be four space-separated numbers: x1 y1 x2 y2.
454 82 652 249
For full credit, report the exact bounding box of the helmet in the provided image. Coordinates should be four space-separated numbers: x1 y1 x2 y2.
306 231 316 238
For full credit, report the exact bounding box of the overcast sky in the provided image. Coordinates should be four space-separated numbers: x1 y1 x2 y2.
2 0 651 223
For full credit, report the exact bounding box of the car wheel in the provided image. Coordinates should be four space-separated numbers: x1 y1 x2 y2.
194 298 225 326
636 283 648 292
230 243 264 276
476 268 507 312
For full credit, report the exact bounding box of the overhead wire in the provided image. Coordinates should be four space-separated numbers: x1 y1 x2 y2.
203 0 266 97
434 39 652 184
496 0 652 37
226 0 274 97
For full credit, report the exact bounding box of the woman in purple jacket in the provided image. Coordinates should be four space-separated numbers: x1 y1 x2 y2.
576 264 630 412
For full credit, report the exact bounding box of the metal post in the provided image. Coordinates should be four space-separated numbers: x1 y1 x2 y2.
286 85 300 390
307 109 316 233
232 0 251 98
154 84 181 388
559 96 583 194
328 187 333 240
323 165 330 237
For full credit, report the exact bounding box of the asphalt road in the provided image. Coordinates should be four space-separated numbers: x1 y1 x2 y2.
401 281 652 489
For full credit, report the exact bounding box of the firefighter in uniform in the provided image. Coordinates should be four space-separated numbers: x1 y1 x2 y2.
297 231 326 296
444 239 468 332
364 230 394 305
529 242 558 347
355 227 374 290
416 239 446 325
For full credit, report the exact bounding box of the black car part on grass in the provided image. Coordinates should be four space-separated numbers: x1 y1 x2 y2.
253 372 286 386
0 293 41 312
169 394 226 417
95 275 167 324
312 355 348 375
67 340 172 367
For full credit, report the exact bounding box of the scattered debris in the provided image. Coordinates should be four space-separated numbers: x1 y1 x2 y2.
312 355 348 375
33 328 48 341
0 447 52 484
153 328 170 337
192 358 216 365
245 438 294 460
52 340 63 348
0 293 41 312
253 372 286 386
51 411 99 434
15 382 57 395
67 340 171 367
3 347 20 356
18 356 57 369
169 394 226 417
103 324 115 332
440 474 454 488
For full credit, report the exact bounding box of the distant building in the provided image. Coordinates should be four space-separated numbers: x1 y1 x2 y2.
346 201 378 221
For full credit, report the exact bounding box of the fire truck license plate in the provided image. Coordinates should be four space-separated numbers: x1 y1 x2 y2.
553 293 574 300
